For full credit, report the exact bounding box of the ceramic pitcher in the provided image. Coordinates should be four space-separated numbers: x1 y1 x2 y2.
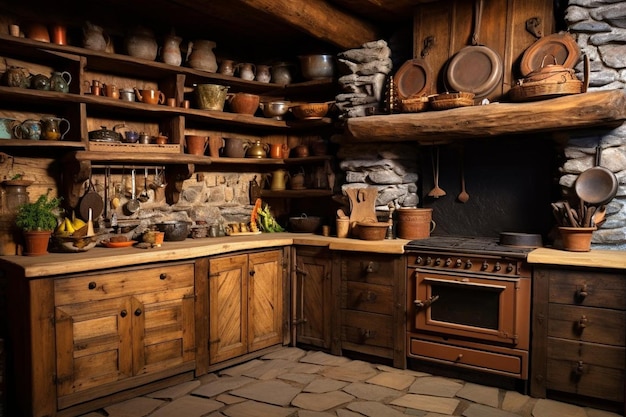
40 116 70 141
50 71 72 93
13 119 41 140
267 169 289 191
237 63 256 81
186 40 218 72
161 33 183 66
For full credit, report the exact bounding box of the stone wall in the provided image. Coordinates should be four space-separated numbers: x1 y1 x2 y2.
564 0 626 249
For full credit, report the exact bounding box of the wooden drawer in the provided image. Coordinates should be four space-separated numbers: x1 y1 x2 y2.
55 263 195 305
409 337 523 376
547 338 625 402
341 310 393 349
343 253 399 286
548 269 626 310
345 282 393 315
548 304 626 346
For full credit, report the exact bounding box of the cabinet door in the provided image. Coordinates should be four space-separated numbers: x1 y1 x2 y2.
209 254 248 364
295 246 333 349
133 286 195 375
248 250 283 352
55 297 133 400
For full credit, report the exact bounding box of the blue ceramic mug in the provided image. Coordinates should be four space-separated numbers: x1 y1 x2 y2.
13 119 42 140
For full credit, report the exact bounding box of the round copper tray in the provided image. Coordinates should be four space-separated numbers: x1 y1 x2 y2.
394 58 431 100
519 32 580 77
445 45 503 98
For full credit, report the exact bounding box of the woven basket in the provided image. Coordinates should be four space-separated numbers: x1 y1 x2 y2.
429 92 475 110
509 79 583 102
400 96 429 113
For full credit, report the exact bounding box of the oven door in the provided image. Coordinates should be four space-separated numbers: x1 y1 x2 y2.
414 269 525 346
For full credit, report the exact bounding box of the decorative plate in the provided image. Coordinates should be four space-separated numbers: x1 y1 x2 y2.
101 240 137 248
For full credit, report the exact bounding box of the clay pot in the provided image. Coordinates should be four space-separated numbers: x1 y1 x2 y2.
3 67 32 88
255 65 271 83
83 21 107 52
218 59 235 76
186 40 218 72
125 26 158 61
559 226 596 252
228 93 260 115
185 135 208 155
161 33 183 66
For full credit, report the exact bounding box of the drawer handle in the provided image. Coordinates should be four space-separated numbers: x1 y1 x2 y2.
361 291 377 303
120 310 127 318
360 328 376 340
365 261 375 273
88 281 96 290
574 360 585 376
577 315 588 330
134 308 142 316
576 284 588 300
456 353 463 361
159 273 168 280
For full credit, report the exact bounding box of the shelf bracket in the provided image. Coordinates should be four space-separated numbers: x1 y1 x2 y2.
165 163 194 204
62 158 91 210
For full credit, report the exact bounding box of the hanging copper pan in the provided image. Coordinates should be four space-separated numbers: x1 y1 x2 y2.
519 31 580 77
395 36 434 101
445 0 503 98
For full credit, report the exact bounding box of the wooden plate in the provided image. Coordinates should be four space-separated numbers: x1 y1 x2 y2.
102 240 137 248
394 58 431 100
445 45 503 98
519 32 580 77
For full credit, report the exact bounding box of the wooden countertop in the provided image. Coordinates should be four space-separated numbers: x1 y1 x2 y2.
527 247 626 270
0 233 410 278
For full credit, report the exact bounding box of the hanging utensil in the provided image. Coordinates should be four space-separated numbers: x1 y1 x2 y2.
138 167 149 202
457 147 469 203
428 146 446 198
575 145 618 206
124 168 140 214
79 173 104 221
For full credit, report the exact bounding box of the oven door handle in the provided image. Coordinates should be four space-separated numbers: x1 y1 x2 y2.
414 295 439 310
423 277 507 291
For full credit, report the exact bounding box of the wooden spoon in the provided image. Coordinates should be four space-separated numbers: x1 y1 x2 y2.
428 146 446 198
457 148 469 203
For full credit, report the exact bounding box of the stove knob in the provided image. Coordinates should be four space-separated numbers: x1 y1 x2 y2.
415 256 423 265
434 258 442 266
425 257 432 265
445 258 452 266
455 259 462 267
494 262 502 272
506 263 514 273
465 260 473 269
481 261 489 271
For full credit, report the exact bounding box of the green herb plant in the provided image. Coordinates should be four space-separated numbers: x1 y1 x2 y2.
15 191 62 232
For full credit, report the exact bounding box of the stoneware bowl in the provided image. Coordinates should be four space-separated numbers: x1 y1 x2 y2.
289 214 321 233
355 221 389 240
291 102 329 120
156 221 191 241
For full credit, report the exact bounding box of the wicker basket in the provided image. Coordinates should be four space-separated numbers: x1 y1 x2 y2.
400 96 429 113
429 92 475 110
509 79 583 102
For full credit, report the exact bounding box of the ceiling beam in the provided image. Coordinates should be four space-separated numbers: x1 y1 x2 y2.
235 0 381 49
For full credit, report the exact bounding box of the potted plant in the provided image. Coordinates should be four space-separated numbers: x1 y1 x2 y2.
15 191 61 256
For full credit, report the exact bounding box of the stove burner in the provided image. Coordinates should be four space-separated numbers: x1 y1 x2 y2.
405 235 534 258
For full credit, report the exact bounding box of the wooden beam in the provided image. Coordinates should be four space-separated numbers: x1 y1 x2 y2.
345 90 626 143
235 0 381 49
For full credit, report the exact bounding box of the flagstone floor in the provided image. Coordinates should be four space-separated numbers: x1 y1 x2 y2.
80 347 620 417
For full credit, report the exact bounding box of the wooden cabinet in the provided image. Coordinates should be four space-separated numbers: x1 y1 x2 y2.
339 252 406 368
4 261 197 417
531 266 626 414
208 249 287 365
293 246 339 352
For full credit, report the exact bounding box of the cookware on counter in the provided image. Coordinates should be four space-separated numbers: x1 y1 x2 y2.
89 124 125 142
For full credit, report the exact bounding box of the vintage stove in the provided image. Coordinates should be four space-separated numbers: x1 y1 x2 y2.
405 235 534 382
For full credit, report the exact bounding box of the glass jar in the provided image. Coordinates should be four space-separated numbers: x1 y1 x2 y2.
3 180 32 214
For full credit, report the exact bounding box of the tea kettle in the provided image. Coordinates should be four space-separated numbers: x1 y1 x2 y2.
246 140 269 158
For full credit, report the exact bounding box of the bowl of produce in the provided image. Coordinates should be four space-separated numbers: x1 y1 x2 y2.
155 221 191 241
52 234 99 252
288 213 321 233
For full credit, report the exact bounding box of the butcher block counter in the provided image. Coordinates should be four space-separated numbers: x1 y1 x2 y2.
527 247 626 269
0 233 410 278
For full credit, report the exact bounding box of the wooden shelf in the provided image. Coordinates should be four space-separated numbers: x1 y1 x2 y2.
345 90 626 144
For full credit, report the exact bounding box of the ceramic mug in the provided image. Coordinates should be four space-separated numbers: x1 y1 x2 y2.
134 88 165 105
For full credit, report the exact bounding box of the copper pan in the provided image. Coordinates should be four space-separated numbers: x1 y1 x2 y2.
575 145 618 205
395 36 434 101
445 0 502 98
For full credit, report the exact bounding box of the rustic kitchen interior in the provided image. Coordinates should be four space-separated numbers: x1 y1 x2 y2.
0 0 625 416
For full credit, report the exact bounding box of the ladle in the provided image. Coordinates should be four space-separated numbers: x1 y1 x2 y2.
428 146 446 198
457 148 469 203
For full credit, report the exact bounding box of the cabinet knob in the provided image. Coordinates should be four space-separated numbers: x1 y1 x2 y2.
361 291 377 303
577 315 588 330
249 270 255 277
134 308 142 316
576 284 588 300
360 328 376 340
120 310 127 317
574 360 585 376
365 261 375 273
456 353 463 361
88 281 96 290
159 273 168 280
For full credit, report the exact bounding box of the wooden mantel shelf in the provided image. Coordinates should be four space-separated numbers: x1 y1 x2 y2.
345 90 626 143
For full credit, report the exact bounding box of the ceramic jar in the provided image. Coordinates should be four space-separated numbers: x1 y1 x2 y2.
246 140 269 158
255 65 271 83
125 26 158 61
31 74 50 91
83 21 107 51
271 62 293 85
50 71 72 93
161 33 182 66
3 67 31 88
186 40 218 72
218 59 235 76
237 63 256 81
228 93 260 115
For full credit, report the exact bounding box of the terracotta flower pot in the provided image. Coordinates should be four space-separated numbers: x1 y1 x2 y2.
23 230 52 256
558 226 596 252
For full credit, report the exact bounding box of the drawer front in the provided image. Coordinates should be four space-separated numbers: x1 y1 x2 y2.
548 269 626 310
547 339 625 402
55 263 195 305
548 304 626 346
342 310 393 349
345 282 393 315
343 254 399 285
409 338 522 376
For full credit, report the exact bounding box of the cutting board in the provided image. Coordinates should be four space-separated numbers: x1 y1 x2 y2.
346 187 378 226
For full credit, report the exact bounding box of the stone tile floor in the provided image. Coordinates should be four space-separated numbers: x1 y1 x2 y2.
81 347 621 417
